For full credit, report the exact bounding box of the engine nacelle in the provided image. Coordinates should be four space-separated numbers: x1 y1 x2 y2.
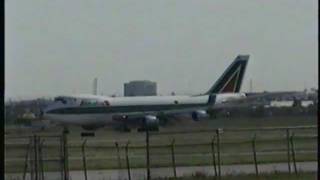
144 115 160 131
191 110 208 121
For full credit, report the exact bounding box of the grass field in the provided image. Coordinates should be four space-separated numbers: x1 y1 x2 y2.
155 171 317 180
5 115 317 172
5 171 317 180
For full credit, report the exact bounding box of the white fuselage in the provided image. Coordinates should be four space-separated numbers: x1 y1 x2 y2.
43 95 205 126
43 93 246 127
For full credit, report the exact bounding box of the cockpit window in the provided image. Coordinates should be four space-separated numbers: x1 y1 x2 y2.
78 99 109 107
80 100 100 106
54 97 67 104
104 101 110 106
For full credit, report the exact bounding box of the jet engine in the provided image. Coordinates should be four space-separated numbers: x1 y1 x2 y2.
191 110 208 121
138 115 160 131
145 115 160 130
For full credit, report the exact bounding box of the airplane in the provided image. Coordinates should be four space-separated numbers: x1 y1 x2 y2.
42 55 251 132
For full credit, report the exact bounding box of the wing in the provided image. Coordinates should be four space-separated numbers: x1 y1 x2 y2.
111 105 209 124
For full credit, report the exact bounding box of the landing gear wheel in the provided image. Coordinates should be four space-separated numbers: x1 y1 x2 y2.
137 127 146 132
137 126 159 132
122 124 131 132
63 127 69 134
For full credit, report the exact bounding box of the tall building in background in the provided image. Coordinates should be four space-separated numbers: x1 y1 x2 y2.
124 80 157 96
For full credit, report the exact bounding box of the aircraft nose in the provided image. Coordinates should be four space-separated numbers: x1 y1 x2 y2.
41 104 60 120
39 108 47 119
39 109 44 118
40 106 52 119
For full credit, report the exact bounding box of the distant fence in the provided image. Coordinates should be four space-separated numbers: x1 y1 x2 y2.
207 105 318 118
5 134 69 180
5 125 317 180
78 125 316 180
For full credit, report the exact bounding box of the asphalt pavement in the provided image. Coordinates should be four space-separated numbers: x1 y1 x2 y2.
5 161 317 180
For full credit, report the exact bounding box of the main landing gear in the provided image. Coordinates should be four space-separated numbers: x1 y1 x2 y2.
115 124 131 132
63 127 69 134
137 126 159 132
122 124 131 132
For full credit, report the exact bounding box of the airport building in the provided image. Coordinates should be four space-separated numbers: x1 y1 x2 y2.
124 80 157 96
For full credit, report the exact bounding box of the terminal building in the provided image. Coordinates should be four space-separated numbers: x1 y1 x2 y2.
124 80 157 96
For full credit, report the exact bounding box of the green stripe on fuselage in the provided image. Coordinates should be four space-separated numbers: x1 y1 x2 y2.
48 103 208 114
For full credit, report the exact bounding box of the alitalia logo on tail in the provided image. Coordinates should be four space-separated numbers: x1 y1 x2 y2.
205 55 249 94
220 65 242 93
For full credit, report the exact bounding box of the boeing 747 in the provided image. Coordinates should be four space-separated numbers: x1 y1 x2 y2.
43 55 250 131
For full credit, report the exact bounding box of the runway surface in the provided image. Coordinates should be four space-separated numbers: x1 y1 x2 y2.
5 161 317 180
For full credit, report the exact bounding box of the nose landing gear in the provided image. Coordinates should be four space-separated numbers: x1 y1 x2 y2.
63 127 69 134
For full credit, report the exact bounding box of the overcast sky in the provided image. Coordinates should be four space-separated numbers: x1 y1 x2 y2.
5 0 318 100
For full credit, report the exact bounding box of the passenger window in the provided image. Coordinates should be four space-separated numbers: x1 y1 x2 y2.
80 101 88 106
